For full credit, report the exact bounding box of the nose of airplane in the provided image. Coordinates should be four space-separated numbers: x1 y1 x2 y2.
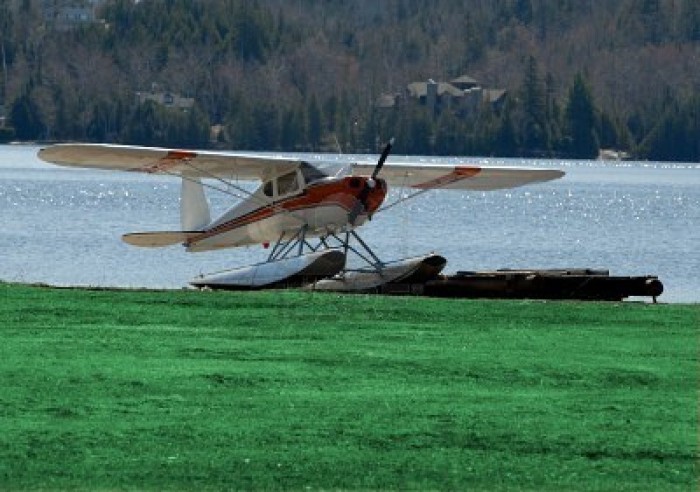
346 175 388 226
363 178 387 216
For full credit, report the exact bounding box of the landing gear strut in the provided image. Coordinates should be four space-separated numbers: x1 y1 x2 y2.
266 227 384 274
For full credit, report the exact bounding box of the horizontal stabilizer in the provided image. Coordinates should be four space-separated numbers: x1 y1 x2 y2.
122 231 201 248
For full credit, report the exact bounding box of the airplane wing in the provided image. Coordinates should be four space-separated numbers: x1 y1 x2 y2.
39 143 564 190
351 162 564 190
38 143 300 180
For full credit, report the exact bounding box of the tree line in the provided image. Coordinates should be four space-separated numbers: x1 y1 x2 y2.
0 0 698 161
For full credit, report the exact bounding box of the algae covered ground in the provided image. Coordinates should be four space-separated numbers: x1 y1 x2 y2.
0 282 697 490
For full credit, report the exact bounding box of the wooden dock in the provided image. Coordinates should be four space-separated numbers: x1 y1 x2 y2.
380 268 664 302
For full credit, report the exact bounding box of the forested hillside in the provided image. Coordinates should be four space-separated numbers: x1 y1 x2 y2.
1 0 698 160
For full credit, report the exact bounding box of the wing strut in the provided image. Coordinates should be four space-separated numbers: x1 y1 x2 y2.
377 187 434 213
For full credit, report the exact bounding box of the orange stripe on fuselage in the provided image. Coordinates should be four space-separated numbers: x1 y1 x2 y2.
413 166 481 189
187 177 386 246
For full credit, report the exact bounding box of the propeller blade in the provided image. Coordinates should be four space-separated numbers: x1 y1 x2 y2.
371 137 394 180
348 138 394 226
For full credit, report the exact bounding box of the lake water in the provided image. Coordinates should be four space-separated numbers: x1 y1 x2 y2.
1 144 698 303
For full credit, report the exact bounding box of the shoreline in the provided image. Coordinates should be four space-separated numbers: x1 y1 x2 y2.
5 279 697 304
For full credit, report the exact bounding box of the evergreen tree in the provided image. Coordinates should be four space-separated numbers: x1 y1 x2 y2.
87 103 109 142
279 108 300 151
233 2 271 62
433 111 463 155
306 95 322 151
123 101 161 145
641 97 700 162
223 95 256 150
564 73 599 159
598 111 621 150
322 95 337 133
250 102 278 150
520 56 549 155
0 0 12 102
404 108 433 155
10 91 45 140
183 106 211 148
682 0 700 41
360 107 379 152
494 104 518 157
515 0 533 25
638 0 662 42
336 91 355 151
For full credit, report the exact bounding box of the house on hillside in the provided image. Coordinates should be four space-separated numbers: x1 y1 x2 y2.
136 87 195 111
450 74 480 91
378 74 507 117
375 93 401 109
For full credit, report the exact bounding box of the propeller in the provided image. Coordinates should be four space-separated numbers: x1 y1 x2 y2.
372 137 394 180
348 138 394 225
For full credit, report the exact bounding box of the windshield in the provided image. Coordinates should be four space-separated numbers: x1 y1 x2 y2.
300 162 331 184
277 171 299 196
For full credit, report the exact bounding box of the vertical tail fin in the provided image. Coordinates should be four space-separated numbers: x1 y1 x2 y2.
180 178 211 230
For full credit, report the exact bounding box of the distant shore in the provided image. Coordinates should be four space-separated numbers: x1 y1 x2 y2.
5 141 700 165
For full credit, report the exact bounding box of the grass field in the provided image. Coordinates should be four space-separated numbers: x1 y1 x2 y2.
0 282 697 490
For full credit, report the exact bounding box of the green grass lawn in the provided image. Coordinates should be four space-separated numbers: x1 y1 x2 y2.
0 282 697 490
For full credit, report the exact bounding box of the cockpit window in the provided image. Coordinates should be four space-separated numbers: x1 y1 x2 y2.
277 171 299 196
300 162 329 184
263 180 274 197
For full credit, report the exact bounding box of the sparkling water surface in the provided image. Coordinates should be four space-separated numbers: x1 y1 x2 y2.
1 144 698 302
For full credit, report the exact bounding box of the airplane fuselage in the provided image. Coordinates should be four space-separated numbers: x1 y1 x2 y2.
185 176 387 252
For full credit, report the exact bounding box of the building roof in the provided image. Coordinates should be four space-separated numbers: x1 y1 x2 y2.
375 93 399 108
451 74 479 86
407 81 464 98
482 89 507 104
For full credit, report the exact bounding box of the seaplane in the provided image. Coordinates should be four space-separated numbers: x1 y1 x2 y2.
38 140 564 291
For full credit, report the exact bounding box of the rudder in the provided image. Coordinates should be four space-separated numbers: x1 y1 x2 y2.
181 178 211 230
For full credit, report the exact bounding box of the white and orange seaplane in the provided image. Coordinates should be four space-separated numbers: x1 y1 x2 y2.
38 140 564 291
